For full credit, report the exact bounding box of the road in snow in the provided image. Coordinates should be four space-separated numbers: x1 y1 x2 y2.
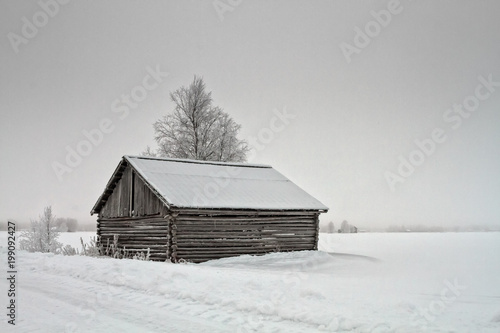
1 232 499 332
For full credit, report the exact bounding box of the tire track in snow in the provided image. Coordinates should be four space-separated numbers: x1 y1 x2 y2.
17 272 235 333
14 269 324 332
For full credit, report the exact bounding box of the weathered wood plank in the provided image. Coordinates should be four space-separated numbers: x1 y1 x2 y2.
176 246 314 252
175 216 315 222
176 222 315 228
176 238 314 245
175 231 311 236
173 209 321 216
175 227 314 232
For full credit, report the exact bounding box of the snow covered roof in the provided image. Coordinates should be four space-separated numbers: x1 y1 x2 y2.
92 155 328 213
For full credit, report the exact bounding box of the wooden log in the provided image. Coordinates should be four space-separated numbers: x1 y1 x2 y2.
173 209 322 216
174 230 317 237
176 245 313 253
99 229 169 234
175 241 314 248
175 237 314 244
99 226 167 232
98 236 168 240
176 228 313 233
175 223 315 229
98 219 169 224
98 216 166 222
175 216 315 222
106 244 167 248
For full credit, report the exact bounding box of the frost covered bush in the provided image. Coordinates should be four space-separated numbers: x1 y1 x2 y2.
61 236 102 257
54 233 151 261
132 248 150 261
80 236 101 257
99 235 150 261
99 234 128 259
20 206 62 253
61 244 78 256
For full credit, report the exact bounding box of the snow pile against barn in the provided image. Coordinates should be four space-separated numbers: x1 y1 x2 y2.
91 156 328 262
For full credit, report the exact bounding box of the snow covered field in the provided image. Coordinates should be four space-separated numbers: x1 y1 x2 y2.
1 232 499 332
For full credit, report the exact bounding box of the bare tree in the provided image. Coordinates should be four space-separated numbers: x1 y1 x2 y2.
141 145 157 157
148 76 249 162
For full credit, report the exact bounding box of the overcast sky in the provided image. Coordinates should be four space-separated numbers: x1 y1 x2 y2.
1 0 499 229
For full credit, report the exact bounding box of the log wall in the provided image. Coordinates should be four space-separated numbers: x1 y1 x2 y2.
169 210 320 263
97 215 169 261
97 210 320 263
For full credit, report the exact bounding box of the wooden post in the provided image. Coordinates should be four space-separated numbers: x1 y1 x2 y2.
166 212 179 262
314 213 319 250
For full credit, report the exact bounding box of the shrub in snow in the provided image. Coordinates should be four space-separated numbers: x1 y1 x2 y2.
132 248 150 261
19 206 62 253
99 234 151 261
176 258 191 264
100 234 131 259
61 236 104 257
61 244 78 256
80 236 101 257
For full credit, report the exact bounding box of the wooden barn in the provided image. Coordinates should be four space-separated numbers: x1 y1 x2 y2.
91 155 328 263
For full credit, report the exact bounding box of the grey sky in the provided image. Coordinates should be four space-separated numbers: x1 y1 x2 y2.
1 0 499 229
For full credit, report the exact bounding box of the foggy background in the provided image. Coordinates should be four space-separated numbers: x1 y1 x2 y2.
1 0 499 230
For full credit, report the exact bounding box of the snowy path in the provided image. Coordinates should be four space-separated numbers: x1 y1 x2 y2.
1 232 500 332
19 271 236 332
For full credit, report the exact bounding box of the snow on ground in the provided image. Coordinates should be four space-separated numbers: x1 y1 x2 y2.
0 232 499 332
57 231 98 250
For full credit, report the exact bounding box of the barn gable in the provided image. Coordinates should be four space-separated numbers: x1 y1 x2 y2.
91 160 168 218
